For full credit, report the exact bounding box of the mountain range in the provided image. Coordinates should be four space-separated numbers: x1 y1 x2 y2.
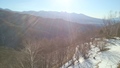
22 11 103 24
0 8 100 48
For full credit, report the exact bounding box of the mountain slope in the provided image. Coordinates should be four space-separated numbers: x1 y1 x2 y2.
0 9 81 47
0 9 100 48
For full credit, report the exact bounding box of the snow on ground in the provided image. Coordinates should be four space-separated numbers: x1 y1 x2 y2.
61 37 120 68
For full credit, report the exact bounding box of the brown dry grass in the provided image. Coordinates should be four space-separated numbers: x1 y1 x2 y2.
117 63 120 68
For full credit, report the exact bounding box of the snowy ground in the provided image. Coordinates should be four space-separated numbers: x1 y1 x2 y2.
61 37 120 68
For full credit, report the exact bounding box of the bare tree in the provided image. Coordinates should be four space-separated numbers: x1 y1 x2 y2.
16 38 45 68
101 11 120 38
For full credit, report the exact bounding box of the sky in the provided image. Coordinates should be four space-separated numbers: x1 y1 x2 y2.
0 0 120 18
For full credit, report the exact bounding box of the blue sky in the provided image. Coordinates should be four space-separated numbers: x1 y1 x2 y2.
0 0 120 18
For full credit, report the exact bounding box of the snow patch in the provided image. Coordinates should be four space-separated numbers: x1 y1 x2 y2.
61 38 120 68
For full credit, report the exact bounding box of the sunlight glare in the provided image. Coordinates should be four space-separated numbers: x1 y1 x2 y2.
54 0 72 7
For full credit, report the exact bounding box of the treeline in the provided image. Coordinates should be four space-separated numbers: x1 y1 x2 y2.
100 11 120 38
0 23 98 68
0 37 76 68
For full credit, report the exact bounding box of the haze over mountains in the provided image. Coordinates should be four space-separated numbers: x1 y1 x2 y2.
0 8 95 47
0 8 104 24
22 11 103 24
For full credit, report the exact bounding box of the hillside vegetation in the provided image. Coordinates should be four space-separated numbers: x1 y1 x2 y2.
0 8 119 68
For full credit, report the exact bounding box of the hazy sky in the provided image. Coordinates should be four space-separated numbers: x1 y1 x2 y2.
0 0 120 18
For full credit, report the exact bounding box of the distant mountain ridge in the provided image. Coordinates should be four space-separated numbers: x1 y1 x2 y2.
22 11 103 24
